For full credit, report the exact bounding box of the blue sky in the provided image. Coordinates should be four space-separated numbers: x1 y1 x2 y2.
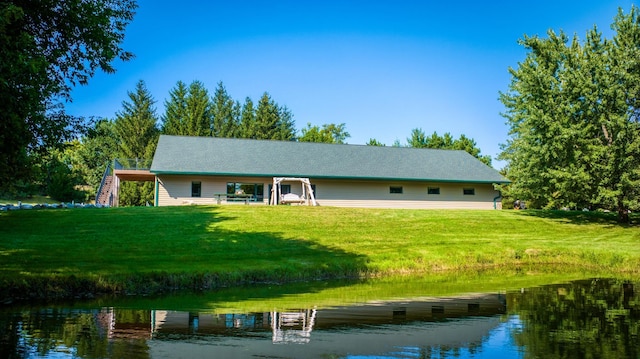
66 1 637 169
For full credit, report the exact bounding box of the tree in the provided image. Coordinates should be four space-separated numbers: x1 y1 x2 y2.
162 80 213 137
500 7 640 221
185 81 214 136
0 0 136 193
238 97 256 138
366 138 385 146
211 81 239 138
114 80 159 206
161 81 188 135
407 128 492 166
252 92 297 140
299 123 350 144
75 119 119 197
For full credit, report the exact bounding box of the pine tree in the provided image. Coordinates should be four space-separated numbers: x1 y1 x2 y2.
211 81 238 138
238 97 256 138
254 92 296 140
162 81 188 135
185 80 213 136
114 80 159 206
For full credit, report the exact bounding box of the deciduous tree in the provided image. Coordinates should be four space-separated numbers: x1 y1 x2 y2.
500 6 640 221
299 123 350 144
0 0 136 193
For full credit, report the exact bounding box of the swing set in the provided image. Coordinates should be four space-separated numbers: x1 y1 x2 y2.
270 177 317 206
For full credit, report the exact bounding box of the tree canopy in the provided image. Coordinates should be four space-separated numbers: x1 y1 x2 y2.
0 0 137 193
499 6 640 221
407 128 492 166
299 123 350 144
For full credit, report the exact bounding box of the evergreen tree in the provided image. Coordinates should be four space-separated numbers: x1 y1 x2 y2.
185 80 213 136
162 81 188 135
162 80 212 136
408 128 491 166
211 81 238 137
114 80 159 206
277 105 297 141
253 92 297 140
238 97 256 138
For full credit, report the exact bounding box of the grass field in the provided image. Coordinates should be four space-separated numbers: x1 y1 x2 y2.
1 205 638 302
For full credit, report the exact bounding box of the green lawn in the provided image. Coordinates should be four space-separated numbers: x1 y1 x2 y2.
1 205 638 301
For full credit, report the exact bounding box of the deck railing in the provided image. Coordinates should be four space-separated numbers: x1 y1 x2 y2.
113 158 152 170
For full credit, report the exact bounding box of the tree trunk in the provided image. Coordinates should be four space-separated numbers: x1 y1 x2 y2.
617 196 629 223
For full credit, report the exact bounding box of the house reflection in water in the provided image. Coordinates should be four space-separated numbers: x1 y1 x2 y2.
139 293 507 356
1 293 507 359
149 294 505 342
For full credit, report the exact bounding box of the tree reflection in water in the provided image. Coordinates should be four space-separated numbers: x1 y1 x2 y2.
509 278 639 359
0 278 637 358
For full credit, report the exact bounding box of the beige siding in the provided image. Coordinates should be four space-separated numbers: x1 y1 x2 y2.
310 180 500 209
156 175 502 209
157 175 272 206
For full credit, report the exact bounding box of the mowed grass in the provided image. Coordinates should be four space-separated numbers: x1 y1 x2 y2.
0 205 638 300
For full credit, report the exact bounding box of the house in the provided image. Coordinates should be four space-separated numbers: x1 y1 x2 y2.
149 135 509 209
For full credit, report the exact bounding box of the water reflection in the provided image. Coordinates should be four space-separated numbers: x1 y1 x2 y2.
0 278 638 358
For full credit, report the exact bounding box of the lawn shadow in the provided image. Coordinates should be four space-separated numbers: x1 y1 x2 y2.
513 209 639 227
0 205 371 303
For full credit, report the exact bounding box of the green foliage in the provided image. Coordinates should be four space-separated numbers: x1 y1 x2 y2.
500 6 640 221
114 80 159 206
162 80 213 136
76 119 119 196
510 279 640 359
250 92 297 140
0 0 136 192
299 123 350 144
407 128 492 166
238 97 256 138
211 81 239 138
366 138 385 146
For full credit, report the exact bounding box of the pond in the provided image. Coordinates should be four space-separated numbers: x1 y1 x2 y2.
0 275 638 358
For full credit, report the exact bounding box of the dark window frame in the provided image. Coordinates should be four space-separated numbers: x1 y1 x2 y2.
389 186 403 194
427 187 440 195
463 188 475 195
191 181 202 197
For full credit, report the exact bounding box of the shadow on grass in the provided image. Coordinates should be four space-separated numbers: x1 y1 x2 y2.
513 209 639 227
0 205 370 303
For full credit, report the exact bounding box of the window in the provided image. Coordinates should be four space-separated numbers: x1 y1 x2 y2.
389 186 403 194
227 182 265 201
191 181 201 197
463 188 475 195
428 187 440 195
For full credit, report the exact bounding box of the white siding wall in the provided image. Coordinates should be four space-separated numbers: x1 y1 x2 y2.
156 176 502 209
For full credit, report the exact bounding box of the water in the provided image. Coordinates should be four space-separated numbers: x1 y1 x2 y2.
0 277 638 358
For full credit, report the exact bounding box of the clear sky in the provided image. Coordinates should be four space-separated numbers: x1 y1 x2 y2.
65 0 637 169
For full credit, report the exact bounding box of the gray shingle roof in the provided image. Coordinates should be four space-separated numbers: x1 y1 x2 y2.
150 135 509 183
